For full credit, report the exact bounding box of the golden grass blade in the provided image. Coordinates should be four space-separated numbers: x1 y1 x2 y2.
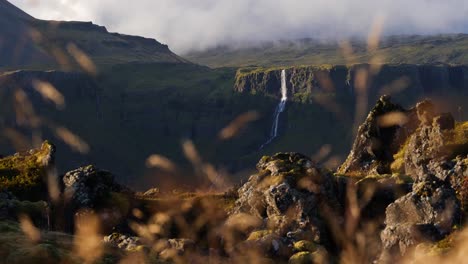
32 80 66 109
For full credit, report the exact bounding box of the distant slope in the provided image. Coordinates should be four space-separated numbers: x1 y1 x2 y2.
0 0 187 69
0 0 53 67
185 34 468 68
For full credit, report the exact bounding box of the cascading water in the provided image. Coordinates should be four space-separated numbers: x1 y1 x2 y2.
260 69 288 149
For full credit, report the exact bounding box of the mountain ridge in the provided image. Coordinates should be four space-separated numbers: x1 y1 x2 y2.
186 34 468 68
0 0 187 69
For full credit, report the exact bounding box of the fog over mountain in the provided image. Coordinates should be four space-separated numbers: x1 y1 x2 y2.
10 0 468 53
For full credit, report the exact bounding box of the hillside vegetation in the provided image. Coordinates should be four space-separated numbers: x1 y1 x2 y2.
186 34 468 68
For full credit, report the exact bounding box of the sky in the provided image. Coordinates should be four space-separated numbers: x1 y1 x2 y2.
10 0 468 54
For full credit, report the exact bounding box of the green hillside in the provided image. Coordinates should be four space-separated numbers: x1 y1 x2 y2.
185 34 468 68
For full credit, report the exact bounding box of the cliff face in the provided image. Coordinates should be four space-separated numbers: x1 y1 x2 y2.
235 64 468 101
2 63 468 189
0 70 101 175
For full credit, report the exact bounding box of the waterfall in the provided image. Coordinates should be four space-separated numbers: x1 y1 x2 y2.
260 70 288 149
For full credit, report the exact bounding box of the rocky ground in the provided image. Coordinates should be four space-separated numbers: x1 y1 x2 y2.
0 96 467 263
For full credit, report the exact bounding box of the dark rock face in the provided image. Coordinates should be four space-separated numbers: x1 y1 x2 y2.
63 165 128 209
234 65 468 100
380 175 461 261
230 153 340 252
234 66 350 98
338 95 419 176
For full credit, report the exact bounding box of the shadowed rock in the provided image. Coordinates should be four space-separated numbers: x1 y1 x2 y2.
338 95 419 176
63 165 129 209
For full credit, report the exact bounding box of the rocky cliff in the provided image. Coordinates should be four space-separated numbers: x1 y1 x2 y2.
235 64 468 102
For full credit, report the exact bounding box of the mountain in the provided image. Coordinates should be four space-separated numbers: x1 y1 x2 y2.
185 35 468 68
0 0 467 191
0 0 186 69
0 0 52 67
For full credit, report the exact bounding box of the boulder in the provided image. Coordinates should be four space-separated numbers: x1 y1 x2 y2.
230 152 341 255
63 165 129 209
380 175 461 261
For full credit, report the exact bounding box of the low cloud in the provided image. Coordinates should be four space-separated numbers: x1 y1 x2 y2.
12 0 468 53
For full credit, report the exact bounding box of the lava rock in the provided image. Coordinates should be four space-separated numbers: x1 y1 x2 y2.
338 95 419 176
230 152 340 254
103 233 142 251
63 165 128 209
380 175 461 261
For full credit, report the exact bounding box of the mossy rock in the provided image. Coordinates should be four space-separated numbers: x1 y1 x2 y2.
391 138 409 174
414 232 457 257
0 141 55 201
293 240 317 253
246 230 273 241
288 251 314 264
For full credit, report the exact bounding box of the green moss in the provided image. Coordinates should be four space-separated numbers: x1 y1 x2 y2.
0 141 54 201
446 121 468 157
246 230 273 241
391 174 414 184
293 240 317 253
416 232 458 257
391 138 409 174
288 251 314 264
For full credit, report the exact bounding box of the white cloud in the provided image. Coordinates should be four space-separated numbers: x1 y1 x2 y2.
10 0 468 53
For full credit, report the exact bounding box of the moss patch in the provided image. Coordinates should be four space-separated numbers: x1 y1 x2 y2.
0 141 54 201
446 121 468 157
246 230 273 241
288 251 314 264
293 240 317 253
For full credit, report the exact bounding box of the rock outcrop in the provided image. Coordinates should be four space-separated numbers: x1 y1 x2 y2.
0 141 56 201
230 152 339 259
378 99 468 261
404 109 456 181
63 165 129 210
380 175 461 261
338 95 419 176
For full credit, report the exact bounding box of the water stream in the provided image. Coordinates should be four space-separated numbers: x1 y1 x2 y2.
260 69 288 149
